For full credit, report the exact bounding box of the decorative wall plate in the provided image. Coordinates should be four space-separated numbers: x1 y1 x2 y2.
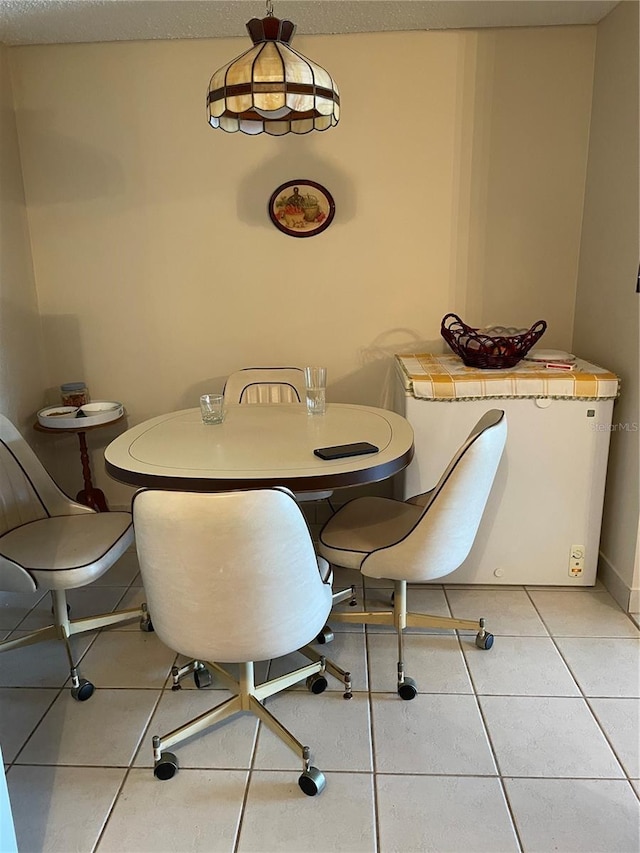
269 180 335 237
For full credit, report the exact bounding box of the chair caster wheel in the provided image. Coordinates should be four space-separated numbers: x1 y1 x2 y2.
194 666 212 689
298 766 326 796
306 673 328 694
397 677 418 700
476 631 494 650
71 679 94 701
315 626 334 644
154 752 178 780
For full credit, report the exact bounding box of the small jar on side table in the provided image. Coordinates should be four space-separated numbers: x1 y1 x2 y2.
60 382 89 408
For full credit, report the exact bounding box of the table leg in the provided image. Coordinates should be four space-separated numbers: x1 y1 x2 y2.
76 431 109 512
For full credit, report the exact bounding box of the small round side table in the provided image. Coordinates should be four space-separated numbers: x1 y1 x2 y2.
34 415 125 512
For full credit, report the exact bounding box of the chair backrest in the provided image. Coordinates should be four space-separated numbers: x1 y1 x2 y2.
223 367 306 405
0 414 92 536
362 409 507 581
132 487 332 662
0 413 93 592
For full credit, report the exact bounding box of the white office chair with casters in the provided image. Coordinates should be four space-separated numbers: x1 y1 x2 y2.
223 367 333 504
318 409 507 700
132 486 352 796
0 413 151 701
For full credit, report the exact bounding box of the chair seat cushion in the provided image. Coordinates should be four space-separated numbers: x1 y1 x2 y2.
0 512 133 590
318 497 423 572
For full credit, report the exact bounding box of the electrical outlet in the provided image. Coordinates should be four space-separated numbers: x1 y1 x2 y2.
569 545 585 577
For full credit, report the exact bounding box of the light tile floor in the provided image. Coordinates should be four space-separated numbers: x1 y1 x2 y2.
2 549 639 853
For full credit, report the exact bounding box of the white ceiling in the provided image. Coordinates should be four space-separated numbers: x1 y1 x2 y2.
0 0 620 46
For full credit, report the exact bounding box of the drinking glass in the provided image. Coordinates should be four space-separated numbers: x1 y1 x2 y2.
200 394 225 424
304 367 327 415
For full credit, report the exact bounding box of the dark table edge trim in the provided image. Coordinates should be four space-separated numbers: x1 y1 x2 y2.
105 446 414 492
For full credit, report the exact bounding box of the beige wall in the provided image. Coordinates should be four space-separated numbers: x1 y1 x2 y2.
0 44 46 436
7 26 596 505
573 0 640 606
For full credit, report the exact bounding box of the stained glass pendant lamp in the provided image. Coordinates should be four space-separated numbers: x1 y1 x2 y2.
207 0 340 136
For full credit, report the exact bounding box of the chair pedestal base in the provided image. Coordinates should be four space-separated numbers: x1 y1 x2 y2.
0 590 150 700
327 580 493 698
153 654 350 795
328 608 483 632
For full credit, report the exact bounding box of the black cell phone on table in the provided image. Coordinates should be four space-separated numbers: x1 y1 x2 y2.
314 442 379 460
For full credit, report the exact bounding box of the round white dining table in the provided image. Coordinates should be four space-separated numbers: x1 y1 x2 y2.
105 403 414 492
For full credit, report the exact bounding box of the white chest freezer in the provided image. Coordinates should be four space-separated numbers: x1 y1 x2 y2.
394 353 619 586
